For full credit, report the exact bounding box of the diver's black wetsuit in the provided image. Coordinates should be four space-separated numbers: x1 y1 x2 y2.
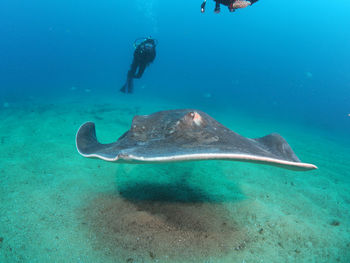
215 0 230 12
121 39 156 94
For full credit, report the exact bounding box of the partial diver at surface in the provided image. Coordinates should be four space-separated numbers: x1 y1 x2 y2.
120 37 157 94
201 0 259 13
76 109 317 171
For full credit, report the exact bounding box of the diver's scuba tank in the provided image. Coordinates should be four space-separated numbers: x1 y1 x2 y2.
133 36 158 49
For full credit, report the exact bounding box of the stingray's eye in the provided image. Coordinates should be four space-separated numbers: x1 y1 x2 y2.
189 112 195 118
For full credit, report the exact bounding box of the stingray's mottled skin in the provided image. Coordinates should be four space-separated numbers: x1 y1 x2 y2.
76 109 317 171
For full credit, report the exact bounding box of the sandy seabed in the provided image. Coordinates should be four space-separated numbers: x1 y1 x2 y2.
0 92 349 263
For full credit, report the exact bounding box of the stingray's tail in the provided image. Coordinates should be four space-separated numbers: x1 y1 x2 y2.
76 122 100 157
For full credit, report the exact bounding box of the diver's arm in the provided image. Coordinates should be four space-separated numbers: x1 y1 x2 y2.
201 0 207 13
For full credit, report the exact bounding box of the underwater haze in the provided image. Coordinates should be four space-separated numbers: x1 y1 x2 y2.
0 0 350 262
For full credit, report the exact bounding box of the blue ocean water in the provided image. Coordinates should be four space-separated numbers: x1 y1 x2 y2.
1 0 350 262
1 0 349 133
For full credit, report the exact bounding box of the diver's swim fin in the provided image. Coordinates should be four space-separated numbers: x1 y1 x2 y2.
120 76 133 94
120 84 127 93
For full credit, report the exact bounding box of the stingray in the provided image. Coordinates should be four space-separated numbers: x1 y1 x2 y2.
76 109 317 171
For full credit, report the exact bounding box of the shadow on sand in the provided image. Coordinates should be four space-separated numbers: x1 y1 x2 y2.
81 162 248 262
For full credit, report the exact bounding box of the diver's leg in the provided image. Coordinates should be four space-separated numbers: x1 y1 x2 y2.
135 64 146 79
214 1 221 13
120 69 133 93
121 59 137 93
127 74 134 93
126 67 136 93
129 59 138 78
127 60 139 93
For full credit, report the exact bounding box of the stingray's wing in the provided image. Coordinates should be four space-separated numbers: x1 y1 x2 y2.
76 121 317 171
76 122 123 161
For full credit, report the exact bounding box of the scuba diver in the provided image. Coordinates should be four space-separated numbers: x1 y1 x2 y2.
201 0 258 13
120 37 157 94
